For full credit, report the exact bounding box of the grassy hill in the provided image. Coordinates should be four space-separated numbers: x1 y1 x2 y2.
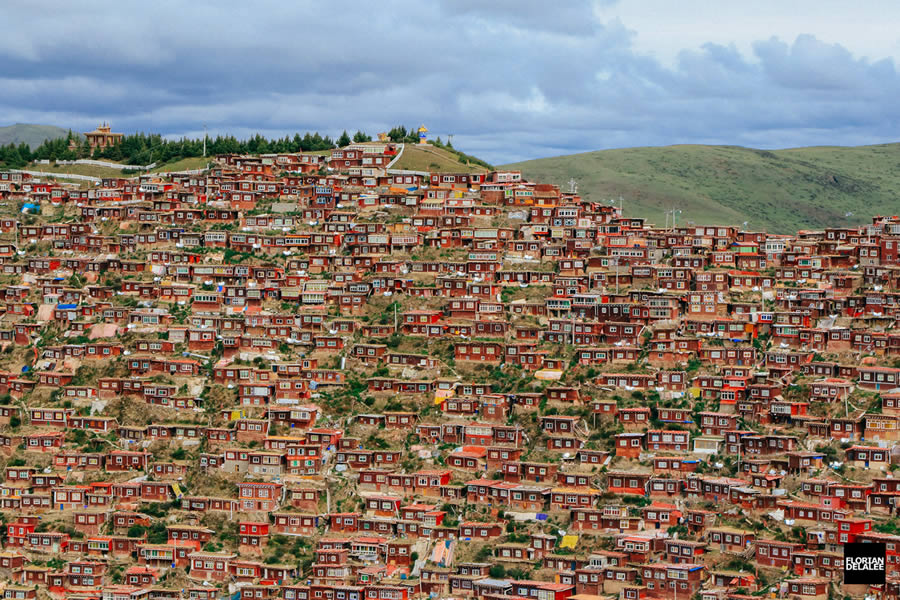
0 123 77 148
393 143 489 174
149 157 213 173
25 156 213 179
503 143 900 233
27 163 124 179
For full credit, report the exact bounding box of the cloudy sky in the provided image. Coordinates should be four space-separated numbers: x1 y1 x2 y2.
3 0 900 163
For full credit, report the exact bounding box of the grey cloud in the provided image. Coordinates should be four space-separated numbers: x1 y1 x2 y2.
436 0 607 36
1 1 899 163
753 35 870 91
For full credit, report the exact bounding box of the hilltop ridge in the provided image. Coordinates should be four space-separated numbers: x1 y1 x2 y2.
0 123 77 148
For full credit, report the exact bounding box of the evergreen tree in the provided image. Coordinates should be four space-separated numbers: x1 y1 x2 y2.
387 126 408 142
1 125 411 169
17 142 31 163
78 138 92 159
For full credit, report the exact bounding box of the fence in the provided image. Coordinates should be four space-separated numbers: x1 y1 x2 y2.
46 159 157 170
12 170 101 183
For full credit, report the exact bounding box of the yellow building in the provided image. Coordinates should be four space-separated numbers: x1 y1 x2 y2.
83 122 123 149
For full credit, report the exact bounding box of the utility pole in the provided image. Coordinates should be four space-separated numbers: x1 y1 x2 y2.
203 124 208 158
147 138 160 172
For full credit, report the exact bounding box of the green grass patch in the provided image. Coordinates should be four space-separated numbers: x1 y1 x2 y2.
503 142 900 233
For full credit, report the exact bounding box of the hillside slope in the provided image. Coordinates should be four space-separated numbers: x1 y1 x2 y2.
503 143 900 233
392 144 489 173
25 156 213 179
0 123 77 148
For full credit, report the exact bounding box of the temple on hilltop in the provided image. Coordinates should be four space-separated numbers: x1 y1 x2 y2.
81 122 124 149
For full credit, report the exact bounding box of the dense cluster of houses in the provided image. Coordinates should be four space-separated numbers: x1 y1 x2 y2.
0 141 900 600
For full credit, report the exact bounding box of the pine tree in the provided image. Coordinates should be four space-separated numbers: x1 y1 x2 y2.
387 126 407 142
17 142 31 163
78 138 92 159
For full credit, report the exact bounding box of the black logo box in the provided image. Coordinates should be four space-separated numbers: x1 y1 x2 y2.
844 543 886 585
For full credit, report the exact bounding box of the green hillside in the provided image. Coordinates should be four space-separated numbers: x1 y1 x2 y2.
393 143 490 173
503 143 900 233
0 123 77 148
24 156 214 179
